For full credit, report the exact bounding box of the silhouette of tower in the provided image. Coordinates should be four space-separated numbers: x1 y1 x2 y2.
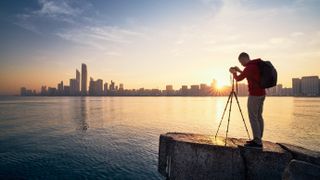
81 63 87 96
76 69 80 95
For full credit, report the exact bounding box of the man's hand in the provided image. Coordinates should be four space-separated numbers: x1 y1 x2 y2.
229 67 237 74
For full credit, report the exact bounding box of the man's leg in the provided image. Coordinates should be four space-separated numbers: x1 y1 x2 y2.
257 96 266 139
248 96 262 145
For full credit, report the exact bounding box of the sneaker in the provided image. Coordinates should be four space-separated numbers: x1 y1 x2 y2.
244 141 262 149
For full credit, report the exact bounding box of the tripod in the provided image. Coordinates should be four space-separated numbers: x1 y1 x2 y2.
214 75 251 145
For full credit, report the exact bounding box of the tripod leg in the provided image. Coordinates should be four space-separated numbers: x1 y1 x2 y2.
225 92 233 145
233 92 251 139
215 92 232 139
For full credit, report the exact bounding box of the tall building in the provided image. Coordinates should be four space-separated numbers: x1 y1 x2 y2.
20 87 27 96
96 79 103 95
64 86 70 96
89 77 94 95
292 78 301 96
109 80 115 91
89 78 103 96
76 69 80 95
70 79 77 96
81 63 87 96
41 86 47 96
57 81 64 95
104 82 108 95
301 76 319 96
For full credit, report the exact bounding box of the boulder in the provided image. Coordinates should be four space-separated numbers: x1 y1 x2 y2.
282 159 320 180
278 143 320 166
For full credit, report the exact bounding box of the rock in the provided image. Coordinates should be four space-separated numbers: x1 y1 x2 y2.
158 132 245 180
278 143 320 166
282 159 320 180
158 132 320 180
232 139 293 180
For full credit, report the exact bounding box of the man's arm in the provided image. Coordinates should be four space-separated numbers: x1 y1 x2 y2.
233 67 247 81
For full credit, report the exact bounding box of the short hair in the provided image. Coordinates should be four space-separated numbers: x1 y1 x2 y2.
238 52 249 60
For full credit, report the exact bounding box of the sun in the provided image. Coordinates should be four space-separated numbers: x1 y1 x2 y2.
216 82 224 90
216 80 229 90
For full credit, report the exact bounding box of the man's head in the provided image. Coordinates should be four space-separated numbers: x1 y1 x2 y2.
238 52 250 66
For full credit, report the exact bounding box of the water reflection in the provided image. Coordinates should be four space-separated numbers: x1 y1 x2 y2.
78 97 89 131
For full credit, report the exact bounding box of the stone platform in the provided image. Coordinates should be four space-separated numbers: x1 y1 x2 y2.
158 132 320 180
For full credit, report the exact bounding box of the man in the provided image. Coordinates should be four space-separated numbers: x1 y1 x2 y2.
229 52 266 149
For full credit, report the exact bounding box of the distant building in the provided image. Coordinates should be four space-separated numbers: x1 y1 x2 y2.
89 78 94 95
282 88 293 96
41 86 47 96
237 83 248 96
292 78 301 96
57 81 64 95
166 85 174 95
76 69 80 95
21 87 35 96
199 84 210 96
104 82 108 94
190 85 200 96
301 76 319 96
81 63 87 95
109 80 115 91
89 78 103 96
64 86 70 96
96 79 103 95
20 87 27 96
69 79 77 96
48 87 57 96
119 83 124 91
276 84 283 96
181 85 188 96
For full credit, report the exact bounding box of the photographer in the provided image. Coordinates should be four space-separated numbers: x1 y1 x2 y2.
229 52 266 149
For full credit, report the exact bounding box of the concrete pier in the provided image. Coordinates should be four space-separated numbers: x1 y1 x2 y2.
158 132 320 180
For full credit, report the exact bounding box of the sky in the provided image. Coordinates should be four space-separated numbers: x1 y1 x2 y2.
0 0 320 95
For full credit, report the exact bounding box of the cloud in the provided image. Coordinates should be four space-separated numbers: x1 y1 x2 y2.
290 32 304 37
34 0 81 17
14 0 84 33
56 25 146 50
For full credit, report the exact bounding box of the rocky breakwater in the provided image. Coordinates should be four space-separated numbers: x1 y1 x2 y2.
158 132 320 180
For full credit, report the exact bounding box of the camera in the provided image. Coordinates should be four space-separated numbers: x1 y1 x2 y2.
229 67 237 73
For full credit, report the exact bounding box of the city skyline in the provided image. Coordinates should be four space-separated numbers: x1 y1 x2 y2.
19 63 320 97
1 0 320 95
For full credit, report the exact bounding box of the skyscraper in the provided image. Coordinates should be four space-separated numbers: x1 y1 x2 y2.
301 76 319 96
89 77 94 96
96 79 103 95
76 69 80 95
57 81 64 95
292 78 301 96
70 79 77 96
81 63 87 96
